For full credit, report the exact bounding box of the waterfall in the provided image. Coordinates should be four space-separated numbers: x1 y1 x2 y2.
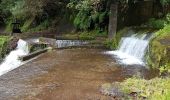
56 40 88 48
107 33 152 66
0 39 29 76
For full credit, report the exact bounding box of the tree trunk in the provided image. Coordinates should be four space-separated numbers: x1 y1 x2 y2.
108 3 118 39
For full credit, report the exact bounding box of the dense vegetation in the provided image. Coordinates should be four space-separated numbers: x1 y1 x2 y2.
0 0 170 99
0 0 170 32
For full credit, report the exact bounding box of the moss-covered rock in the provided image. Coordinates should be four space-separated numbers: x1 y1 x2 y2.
148 25 170 70
148 36 170 68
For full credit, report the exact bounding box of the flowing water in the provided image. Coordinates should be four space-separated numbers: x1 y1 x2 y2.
56 40 88 48
0 37 159 99
0 39 29 76
107 33 153 65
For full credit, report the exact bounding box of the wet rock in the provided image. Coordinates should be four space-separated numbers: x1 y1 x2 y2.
28 43 48 53
39 37 56 48
7 37 19 52
100 83 124 98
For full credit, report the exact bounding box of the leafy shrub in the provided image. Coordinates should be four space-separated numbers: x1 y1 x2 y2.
166 13 170 23
148 18 167 29
159 64 170 75
28 20 50 32
74 12 92 30
68 0 109 31
104 39 116 49
155 24 170 36
79 32 95 40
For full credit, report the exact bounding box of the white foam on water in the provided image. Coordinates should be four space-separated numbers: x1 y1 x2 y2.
106 33 152 66
56 40 88 48
0 39 29 76
106 51 145 65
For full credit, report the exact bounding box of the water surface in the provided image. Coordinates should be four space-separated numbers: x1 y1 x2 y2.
0 48 158 100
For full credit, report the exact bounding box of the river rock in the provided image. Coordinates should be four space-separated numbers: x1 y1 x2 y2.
39 37 56 48
100 83 124 98
7 37 19 52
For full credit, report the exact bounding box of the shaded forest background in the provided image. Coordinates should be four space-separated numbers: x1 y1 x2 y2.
0 0 170 33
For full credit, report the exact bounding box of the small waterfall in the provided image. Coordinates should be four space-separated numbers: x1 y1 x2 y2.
56 40 88 48
107 33 152 65
0 39 29 76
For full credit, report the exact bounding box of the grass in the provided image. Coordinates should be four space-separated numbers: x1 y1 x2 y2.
62 30 107 40
119 77 170 100
102 77 170 100
0 36 11 59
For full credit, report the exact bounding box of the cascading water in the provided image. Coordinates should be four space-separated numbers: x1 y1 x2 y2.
56 40 88 48
0 39 29 76
107 33 153 66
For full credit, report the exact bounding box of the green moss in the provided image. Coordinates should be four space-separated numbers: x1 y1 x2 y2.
104 27 130 49
148 24 170 71
0 36 11 59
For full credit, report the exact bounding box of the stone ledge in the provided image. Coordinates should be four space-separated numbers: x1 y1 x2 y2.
19 48 48 61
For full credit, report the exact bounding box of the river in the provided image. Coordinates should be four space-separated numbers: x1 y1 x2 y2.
0 48 158 100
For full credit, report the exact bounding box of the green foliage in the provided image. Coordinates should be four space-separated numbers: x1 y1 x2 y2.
160 0 170 5
148 18 167 29
0 0 70 32
0 36 10 59
21 18 35 32
28 20 50 32
4 19 13 32
79 31 95 40
104 28 130 50
119 77 170 100
148 13 170 29
74 12 92 30
104 39 116 49
159 64 170 75
156 24 170 36
148 24 170 73
68 0 109 31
